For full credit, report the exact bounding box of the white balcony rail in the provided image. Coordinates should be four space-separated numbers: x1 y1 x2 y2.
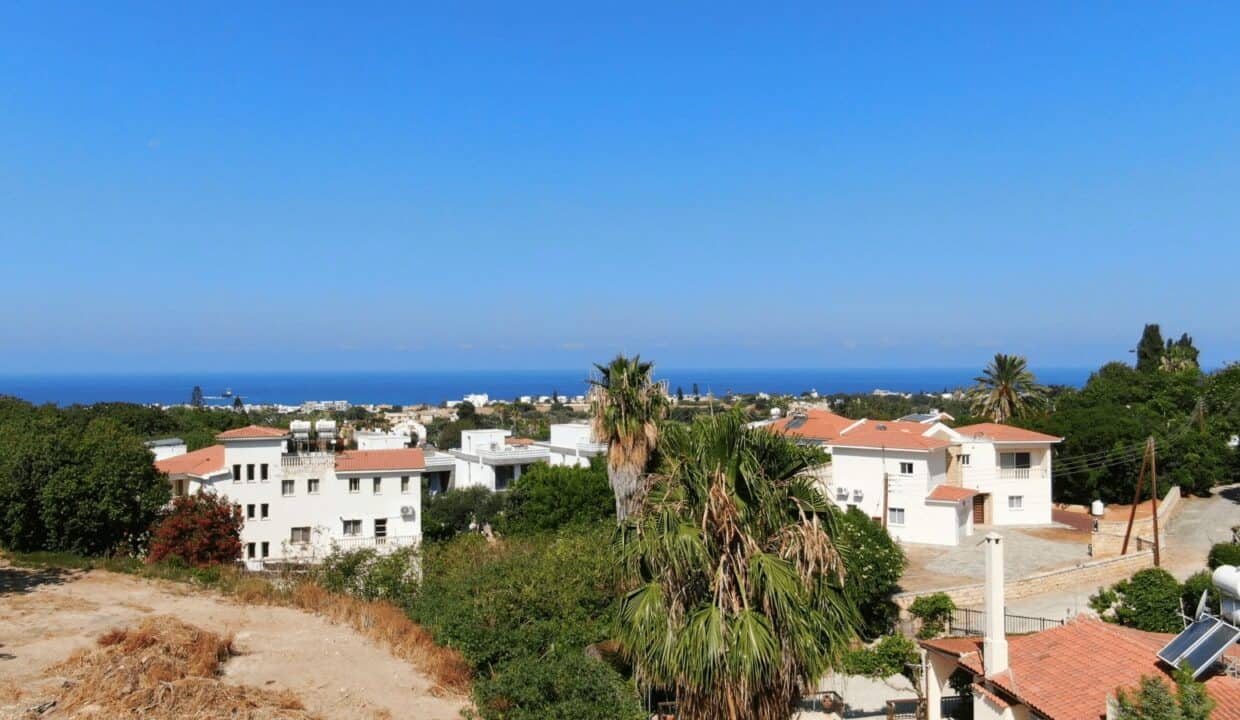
281 452 336 468
998 467 1044 480
474 447 551 463
330 535 419 553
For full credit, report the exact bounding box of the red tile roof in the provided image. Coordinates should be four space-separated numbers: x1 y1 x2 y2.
505 437 534 446
216 424 289 440
155 445 225 477
922 618 1240 720
926 485 980 502
768 410 856 443
954 422 1062 443
335 448 426 473
832 419 953 452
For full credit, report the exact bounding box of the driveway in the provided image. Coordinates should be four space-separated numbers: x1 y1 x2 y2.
899 525 1091 593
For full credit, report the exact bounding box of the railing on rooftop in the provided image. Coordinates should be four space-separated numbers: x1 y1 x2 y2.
949 607 1065 636
886 695 970 720
330 535 419 554
281 452 336 468
474 446 551 463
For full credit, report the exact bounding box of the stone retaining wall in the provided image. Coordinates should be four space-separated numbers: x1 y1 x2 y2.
893 550 1156 612
1091 486 1181 558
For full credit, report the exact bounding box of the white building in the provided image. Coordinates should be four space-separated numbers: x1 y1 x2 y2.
533 422 607 468
770 410 1061 546
354 428 412 450
463 393 490 407
448 428 549 491
145 437 188 462
155 424 425 566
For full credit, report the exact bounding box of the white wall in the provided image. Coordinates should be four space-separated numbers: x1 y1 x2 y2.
355 431 409 450
460 429 509 454
959 443 1053 526
148 442 187 462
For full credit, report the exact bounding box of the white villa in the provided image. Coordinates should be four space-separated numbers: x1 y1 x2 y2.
448 428 550 492
533 422 607 468
770 410 1062 546
155 424 425 566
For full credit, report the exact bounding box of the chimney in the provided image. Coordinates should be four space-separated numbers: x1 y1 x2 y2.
983 532 1009 676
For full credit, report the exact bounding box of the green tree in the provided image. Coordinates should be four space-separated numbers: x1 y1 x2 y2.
1115 675 1181 720
834 507 906 637
616 412 858 720
1089 568 1183 633
1173 664 1215 720
1137 324 1166 373
676 386 685 402
1163 334 1201 372
422 486 508 542
503 460 614 535
472 651 644 720
232 395 244 412
967 353 1046 423
589 354 669 521
190 385 204 408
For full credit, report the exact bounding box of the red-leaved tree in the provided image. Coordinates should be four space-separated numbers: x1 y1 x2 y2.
148 491 243 566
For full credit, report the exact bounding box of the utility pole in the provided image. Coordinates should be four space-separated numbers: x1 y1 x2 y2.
1121 436 1160 566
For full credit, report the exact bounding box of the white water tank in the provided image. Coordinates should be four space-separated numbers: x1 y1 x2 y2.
315 419 337 438
1214 565 1240 623
290 420 312 440
1090 500 1105 516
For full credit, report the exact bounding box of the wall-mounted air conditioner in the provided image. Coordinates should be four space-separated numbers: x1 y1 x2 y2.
852 489 864 501
400 506 415 516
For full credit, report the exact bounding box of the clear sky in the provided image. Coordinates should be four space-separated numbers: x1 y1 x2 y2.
2 3 1238 373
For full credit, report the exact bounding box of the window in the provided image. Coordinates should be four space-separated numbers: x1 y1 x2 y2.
373 477 382 495
260 503 269 519
260 463 269 481
348 477 360 493
290 527 311 544
1000 452 1032 469
495 465 515 491
888 507 906 525
246 542 256 559
282 479 295 496
343 519 362 536
401 476 410 494
232 464 241 483
246 504 256 519
261 541 269 558
898 462 914 476
374 519 387 538
1008 495 1024 510
958 454 971 466
246 464 255 481
307 478 320 494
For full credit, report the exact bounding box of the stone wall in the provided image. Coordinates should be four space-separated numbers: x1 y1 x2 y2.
893 550 1156 612
1091 486 1181 558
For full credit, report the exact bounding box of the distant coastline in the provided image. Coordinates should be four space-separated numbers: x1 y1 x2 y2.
0 368 1094 407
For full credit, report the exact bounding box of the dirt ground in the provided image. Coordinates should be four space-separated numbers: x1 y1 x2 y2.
0 563 468 719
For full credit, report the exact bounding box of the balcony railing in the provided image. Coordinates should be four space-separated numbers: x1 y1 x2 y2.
473 446 551 463
330 535 419 553
281 452 336 468
998 467 1043 480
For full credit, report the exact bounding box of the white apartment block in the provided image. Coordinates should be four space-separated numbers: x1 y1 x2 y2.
771 410 1061 546
533 422 607 468
155 424 425 566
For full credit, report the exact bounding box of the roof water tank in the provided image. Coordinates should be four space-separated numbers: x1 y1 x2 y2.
315 419 337 437
1090 500 1105 517
290 420 312 439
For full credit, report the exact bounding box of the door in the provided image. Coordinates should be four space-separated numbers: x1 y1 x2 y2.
973 494 987 524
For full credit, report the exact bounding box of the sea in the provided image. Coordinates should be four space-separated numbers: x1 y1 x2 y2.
0 368 1093 408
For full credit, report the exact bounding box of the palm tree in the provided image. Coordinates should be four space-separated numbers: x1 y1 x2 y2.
968 353 1046 422
615 412 857 720
589 354 669 521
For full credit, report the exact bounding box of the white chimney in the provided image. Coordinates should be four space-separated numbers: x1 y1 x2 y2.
983 532 1009 676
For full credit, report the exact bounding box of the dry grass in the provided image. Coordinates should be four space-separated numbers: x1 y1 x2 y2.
286 583 472 695
36 616 316 719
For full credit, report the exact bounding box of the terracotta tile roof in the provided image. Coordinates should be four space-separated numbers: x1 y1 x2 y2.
953 422 1062 443
155 445 225 477
768 410 856 443
505 437 534 446
922 618 1240 720
832 419 953 452
927 485 981 502
216 424 289 440
971 683 1011 710
335 448 426 473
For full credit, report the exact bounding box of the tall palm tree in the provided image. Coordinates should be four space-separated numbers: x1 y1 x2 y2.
615 412 857 720
968 353 1046 422
589 354 669 521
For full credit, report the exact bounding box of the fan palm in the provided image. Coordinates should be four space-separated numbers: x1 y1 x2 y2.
968 353 1046 422
589 354 670 521
615 412 858 720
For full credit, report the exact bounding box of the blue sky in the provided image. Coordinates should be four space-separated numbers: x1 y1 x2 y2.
2 3 1239 373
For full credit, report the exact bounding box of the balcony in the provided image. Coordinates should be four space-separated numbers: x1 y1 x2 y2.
998 467 1045 480
456 446 551 464
330 535 419 554
281 452 336 469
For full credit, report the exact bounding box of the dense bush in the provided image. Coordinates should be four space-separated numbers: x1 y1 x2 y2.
909 593 956 639
502 460 613 535
147 491 243 566
422 486 510 542
834 507 906 637
316 547 420 608
1180 571 1220 617
1090 568 1183 633
839 634 919 678
471 651 644 720
1207 542 1240 569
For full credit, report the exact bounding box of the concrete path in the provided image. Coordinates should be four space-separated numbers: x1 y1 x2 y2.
899 525 1090 593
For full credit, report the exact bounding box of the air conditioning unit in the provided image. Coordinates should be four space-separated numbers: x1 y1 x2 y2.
400 506 415 516
852 489 864 501
835 487 849 501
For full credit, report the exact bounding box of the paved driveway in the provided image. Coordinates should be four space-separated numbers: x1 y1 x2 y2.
1161 483 1240 580
899 525 1091 593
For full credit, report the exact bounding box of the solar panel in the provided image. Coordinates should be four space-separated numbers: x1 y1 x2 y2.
1182 622 1240 679
1158 617 1219 667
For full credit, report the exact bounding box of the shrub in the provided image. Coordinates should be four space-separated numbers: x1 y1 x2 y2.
423 486 509 542
835 507 906 637
316 546 419 608
471 651 644 720
840 634 918 678
147 491 243 566
502 461 613 535
1207 542 1240 569
1180 571 1220 617
1090 568 1182 633
910 593 956 639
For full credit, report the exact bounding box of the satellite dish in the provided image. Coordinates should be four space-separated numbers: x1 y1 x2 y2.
1196 589 1210 620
